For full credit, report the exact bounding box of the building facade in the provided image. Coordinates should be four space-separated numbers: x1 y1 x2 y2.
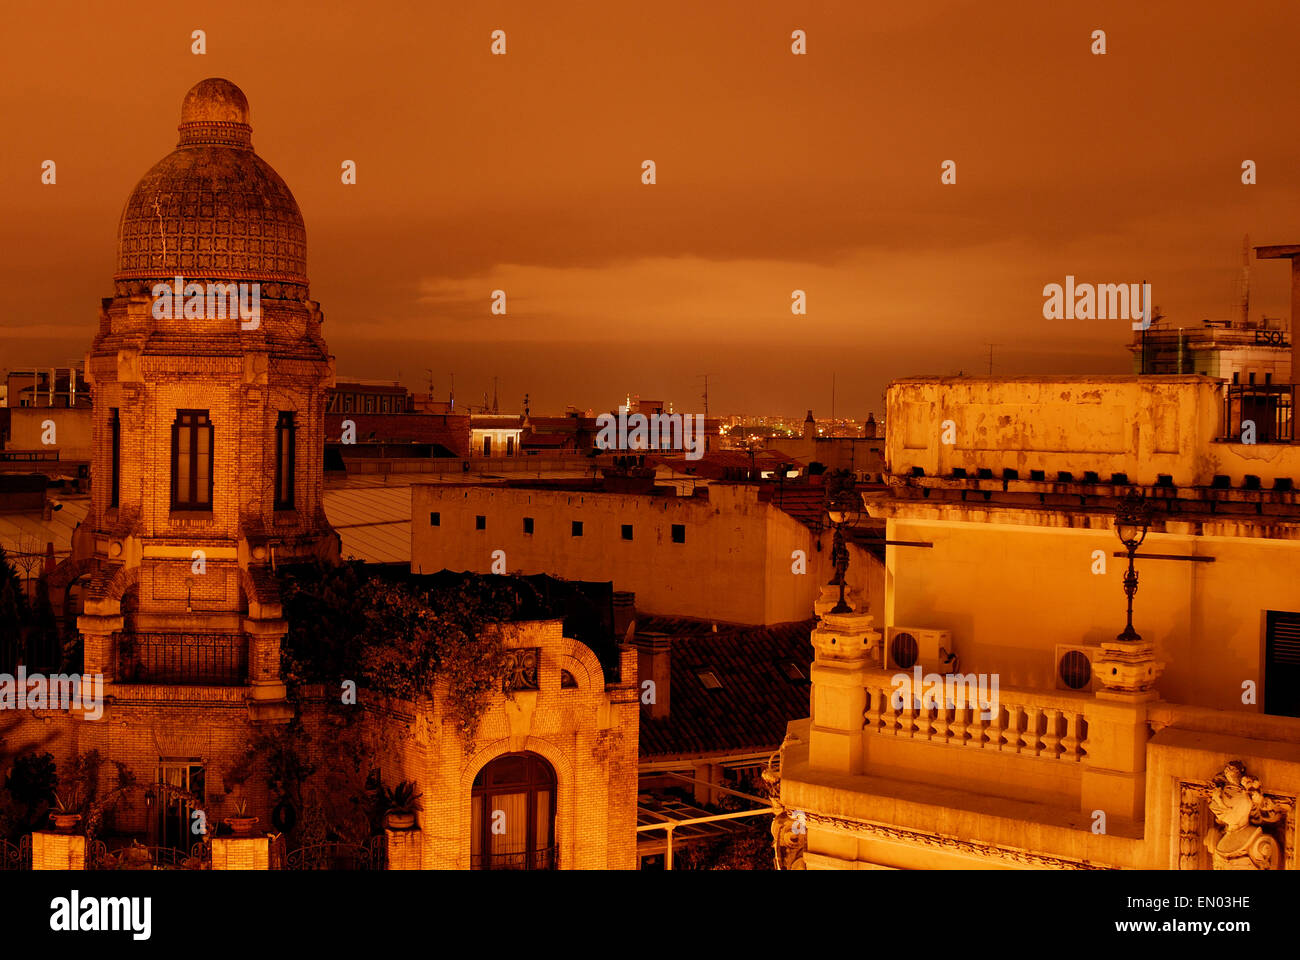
775 375 1300 870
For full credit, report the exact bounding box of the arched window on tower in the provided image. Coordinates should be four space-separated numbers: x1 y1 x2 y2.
471 752 557 870
171 410 213 510
274 411 296 510
109 408 120 508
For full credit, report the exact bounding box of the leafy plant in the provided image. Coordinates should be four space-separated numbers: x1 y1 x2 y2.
229 796 250 818
278 563 521 745
380 780 424 816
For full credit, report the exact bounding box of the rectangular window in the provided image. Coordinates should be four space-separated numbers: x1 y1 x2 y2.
621 524 633 541
1249 372 1257 385
274 411 295 510
476 515 487 530
430 512 440 526
506 436 515 456
571 521 583 537
671 524 685 543
1265 611 1300 717
171 410 213 510
109 408 120 508
523 517 534 535
483 436 492 457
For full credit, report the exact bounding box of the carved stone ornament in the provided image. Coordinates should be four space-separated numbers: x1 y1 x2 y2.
1199 760 1288 870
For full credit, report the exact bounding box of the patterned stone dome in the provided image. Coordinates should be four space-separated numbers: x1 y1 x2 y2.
114 78 307 295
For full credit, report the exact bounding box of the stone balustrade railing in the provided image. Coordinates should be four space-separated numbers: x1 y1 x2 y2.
861 668 1091 761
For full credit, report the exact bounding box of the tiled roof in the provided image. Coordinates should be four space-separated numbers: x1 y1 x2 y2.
323 485 412 564
636 616 815 760
324 413 470 457
760 479 888 560
0 496 90 565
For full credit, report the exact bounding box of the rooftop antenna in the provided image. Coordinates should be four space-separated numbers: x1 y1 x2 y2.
449 372 455 412
1241 232 1252 328
986 344 1000 376
492 376 499 414
831 372 836 422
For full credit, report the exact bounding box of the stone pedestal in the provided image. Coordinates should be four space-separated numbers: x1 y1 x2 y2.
385 828 422 870
1082 639 1162 821
32 832 85 870
210 835 269 870
77 613 122 683
808 594 881 775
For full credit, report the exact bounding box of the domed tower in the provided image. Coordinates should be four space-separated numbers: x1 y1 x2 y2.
77 79 335 717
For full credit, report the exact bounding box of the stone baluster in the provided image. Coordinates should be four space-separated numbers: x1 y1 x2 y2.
949 703 968 747
983 703 1002 750
884 688 899 736
932 698 951 743
915 696 933 740
1001 704 1021 752
1020 705 1042 756
864 685 883 734
1041 707 1062 759
1062 711 1081 760
900 696 916 738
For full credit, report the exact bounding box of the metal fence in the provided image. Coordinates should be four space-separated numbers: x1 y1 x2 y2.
1221 384 1293 443
113 632 247 685
470 845 557 871
0 836 31 871
281 837 386 870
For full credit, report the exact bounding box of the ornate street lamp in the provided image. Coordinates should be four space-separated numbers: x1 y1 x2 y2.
1114 488 1152 643
825 475 861 615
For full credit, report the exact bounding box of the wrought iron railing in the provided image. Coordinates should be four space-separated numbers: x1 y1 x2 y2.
284 837 386 870
471 845 557 870
87 841 209 870
113 632 248 685
0 836 31 871
1221 384 1293 443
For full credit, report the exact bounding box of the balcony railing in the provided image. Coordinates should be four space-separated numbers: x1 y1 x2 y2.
1221 384 1293 443
470 845 557 870
113 632 248 685
862 668 1090 761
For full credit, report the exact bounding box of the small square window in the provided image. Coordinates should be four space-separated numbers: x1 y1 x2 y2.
671 524 686 544
430 512 440 526
475 515 486 530
698 670 723 690
779 660 806 682
572 521 583 537
523 517 534 535
621 524 633 541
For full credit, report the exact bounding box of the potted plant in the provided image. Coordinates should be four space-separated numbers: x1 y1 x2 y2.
223 796 259 837
50 789 83 833
381 780 423 831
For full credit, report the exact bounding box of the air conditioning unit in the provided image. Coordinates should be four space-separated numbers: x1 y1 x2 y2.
885 627 952 672
1054 644 1103 692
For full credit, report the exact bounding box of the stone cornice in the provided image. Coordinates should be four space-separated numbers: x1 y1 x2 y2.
804 810 1115 869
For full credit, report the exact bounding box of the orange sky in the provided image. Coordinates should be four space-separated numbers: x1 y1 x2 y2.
3 0 1300 416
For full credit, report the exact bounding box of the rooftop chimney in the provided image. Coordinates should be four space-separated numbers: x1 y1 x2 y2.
636 633 671 720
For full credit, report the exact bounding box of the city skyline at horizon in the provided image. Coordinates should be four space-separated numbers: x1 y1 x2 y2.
4 0 1300 414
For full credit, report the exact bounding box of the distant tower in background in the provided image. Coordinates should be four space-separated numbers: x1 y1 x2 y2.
803 410 816 441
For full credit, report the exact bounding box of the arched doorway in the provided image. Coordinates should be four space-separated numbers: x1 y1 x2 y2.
470 752 556 870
